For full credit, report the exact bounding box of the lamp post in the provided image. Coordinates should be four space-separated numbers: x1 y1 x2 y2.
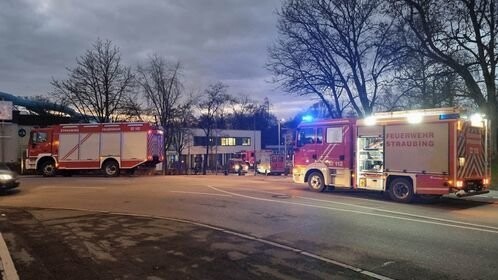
278 118 285 154
278 121 281 154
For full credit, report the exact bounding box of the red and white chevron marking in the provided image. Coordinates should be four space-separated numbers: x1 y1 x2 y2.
457 123 485 178
61 133 94 161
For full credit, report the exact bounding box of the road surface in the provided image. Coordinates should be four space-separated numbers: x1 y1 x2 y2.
1 175 497 279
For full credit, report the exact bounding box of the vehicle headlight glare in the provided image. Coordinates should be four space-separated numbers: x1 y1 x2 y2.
0 174 13 180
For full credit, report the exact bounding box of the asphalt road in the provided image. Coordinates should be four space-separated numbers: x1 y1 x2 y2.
1 174 498 280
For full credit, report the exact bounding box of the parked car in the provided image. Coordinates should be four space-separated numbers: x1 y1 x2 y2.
0 163 20 192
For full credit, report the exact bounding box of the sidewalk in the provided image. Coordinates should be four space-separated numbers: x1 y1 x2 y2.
484 189 498 199
0 207 369 280
0 232 18 280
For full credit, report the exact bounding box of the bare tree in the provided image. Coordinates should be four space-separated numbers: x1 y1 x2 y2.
197 82 232 175
268 0 403 117
391 0 497 150
387 54 469 110
51 39 135 123
171 100 195 172
114 95 144 122
225 95 259 129
136 55 184 174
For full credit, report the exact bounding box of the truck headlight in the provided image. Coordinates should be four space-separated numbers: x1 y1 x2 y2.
0 174 13 180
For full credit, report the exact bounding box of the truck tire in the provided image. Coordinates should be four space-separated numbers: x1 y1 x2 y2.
41 161 56 177
103 160 120 177
388 177 414 203
308 171 326 192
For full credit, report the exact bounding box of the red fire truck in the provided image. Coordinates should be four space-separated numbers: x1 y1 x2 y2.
25 122 164 177
292 108 491 202
234 150 287 175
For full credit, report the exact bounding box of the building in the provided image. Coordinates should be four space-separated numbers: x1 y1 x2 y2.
166 128 261 172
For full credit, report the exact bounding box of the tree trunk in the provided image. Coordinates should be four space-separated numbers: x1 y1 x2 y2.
484 102 497 158
203 145 209 175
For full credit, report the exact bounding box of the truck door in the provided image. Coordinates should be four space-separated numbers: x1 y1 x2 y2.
28 129 52 158
323 126 349 168
295 127 322 165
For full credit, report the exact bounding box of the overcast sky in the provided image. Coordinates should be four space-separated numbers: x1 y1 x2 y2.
0 0 314 119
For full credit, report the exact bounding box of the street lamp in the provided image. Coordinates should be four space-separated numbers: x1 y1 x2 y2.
278 118 285 154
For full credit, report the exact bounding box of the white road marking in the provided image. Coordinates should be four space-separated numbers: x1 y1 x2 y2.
35 186 105 190
170 191 232 197
208 186 498 234
294 195 498 231
216 186 498 231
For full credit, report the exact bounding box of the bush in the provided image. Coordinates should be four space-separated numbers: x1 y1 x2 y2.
492 157 498 190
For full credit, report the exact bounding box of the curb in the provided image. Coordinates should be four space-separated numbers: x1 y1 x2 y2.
0 233 18 280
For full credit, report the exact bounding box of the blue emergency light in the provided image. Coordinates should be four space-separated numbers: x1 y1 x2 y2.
302 115 313 122
439 113 459 120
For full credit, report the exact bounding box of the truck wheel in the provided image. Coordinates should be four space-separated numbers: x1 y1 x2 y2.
41 161 56 177
103 160 120 177
308 172 326 192
388 177 414 203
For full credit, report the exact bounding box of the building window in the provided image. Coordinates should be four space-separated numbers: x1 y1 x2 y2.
241 137 251 146
194 136 207 146
194 136 252 147
221 137 236 146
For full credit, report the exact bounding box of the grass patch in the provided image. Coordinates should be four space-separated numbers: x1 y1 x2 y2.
491 157 498 190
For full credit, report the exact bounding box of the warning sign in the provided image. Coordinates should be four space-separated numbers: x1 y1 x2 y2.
0 101 13 120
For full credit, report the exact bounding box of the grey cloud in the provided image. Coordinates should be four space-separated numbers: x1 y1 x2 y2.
0 0 305 117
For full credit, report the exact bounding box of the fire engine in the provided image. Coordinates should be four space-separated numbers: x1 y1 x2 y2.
25 122 164 177
234 150 287 175
292 108 491 202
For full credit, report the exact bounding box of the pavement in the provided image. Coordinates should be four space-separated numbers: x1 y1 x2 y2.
485 189 498 198
0 207 371 280
2 177 497 280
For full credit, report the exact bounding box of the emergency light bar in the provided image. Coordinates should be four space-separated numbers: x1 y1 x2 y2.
439 113 460 120
302 115 313 122
361 107 463 126
373 107 460 119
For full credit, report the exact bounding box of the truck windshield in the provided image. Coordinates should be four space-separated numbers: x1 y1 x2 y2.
297 128 315 147
31 132 48 144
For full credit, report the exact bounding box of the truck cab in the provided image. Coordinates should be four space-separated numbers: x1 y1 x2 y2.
293 118 356 190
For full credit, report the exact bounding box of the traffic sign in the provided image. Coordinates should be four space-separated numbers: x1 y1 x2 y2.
0 101 13 120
